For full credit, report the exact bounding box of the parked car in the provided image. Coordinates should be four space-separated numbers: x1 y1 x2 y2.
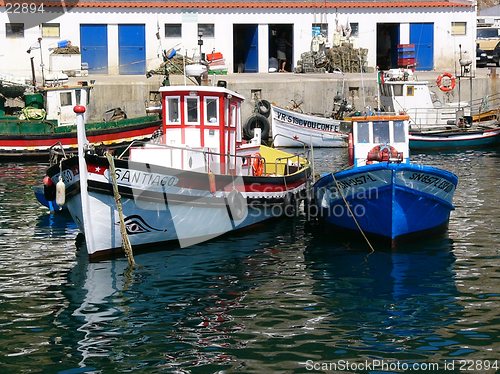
476 45 488 67
476 26 500 67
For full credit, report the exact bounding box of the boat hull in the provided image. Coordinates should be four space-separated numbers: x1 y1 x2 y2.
313 162 457 244
49 155 310 260
409 126 500 150
0 115 161 158
271 105 347 147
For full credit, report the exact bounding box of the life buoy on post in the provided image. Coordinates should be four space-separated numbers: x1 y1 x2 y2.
436 72 456 92
252 153 264 176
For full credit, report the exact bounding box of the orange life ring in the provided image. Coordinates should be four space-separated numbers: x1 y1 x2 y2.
436 72 456 92
252 153 264 176
366 145 402 163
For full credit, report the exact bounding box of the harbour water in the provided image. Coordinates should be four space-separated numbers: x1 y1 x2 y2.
0 148 499 373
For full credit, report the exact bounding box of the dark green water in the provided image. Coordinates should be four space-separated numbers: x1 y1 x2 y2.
0 149 498 373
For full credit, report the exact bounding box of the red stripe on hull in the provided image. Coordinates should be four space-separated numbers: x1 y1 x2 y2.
0 126 159 148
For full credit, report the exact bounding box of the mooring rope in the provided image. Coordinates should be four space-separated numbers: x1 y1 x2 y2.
105 152 136 266
331 172 375 253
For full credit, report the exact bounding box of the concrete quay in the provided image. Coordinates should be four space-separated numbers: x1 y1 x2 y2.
78 67 499 123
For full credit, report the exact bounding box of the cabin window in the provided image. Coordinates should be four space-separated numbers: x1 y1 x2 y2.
166 97 180 124
205 97 219 124
393 84 403 97
393 121 406 143
60 92 72 106
406 86 414 97
373 121 390 144
75 89 81 105
186 97 199 123
357 122 370 143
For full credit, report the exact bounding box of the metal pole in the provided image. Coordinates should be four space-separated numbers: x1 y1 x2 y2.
38 38 45 86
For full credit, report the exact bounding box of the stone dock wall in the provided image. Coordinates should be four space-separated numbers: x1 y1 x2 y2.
83 69 498 123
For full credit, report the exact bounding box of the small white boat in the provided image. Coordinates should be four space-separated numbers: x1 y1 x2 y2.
270 105 348 148
378 68 471 130
47 84 311 261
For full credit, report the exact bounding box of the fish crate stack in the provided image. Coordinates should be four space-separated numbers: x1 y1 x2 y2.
326 43 368 73
397 44 416 69
295 42 368 73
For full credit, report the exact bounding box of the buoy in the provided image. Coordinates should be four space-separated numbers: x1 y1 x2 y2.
43 175 56 201
55 177 66 206
208 171 216 194
227 190 247 221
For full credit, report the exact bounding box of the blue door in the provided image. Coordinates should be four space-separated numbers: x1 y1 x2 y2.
118 24 146 75
410 23 434 71
244 25 259 73
80 24 108 74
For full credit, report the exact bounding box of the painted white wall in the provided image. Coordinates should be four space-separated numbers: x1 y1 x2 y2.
0 6 476 77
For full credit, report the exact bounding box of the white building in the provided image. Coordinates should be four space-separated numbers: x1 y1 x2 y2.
0 0 477 77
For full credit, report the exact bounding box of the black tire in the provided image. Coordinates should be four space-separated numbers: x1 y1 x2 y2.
256 99 271 118
243 113 270 141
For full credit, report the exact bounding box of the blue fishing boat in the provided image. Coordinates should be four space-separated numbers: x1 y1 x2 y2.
312 114 458 246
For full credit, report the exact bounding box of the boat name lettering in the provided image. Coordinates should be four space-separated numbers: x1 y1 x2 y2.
114 169 178 187
276 111 339 132
333 174 377 190
409 173 453 192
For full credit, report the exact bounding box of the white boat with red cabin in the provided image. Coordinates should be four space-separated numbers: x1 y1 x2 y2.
45 83 311 261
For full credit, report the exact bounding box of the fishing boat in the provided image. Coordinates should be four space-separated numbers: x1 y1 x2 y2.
270 103 348 147
45 83 311 261
312 114 458 246
0 79 161 158
409 123 500 149
378 68 500 149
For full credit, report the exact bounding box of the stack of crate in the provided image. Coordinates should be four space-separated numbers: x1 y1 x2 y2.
397 44 416 69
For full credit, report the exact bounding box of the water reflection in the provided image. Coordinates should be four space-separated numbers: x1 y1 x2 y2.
61 221 300 371
303 234 460 361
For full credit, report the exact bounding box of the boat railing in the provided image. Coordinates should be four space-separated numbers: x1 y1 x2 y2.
470 92 500 120
116 139 308 176
406 106 470 130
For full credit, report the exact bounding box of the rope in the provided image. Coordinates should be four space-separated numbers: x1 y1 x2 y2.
331 172 375 253
21 106 46 120
106 152 136 267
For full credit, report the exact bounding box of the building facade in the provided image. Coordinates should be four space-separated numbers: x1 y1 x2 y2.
0 1 477 77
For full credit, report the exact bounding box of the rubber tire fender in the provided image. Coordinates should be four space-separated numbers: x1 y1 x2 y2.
257 99 271 118
243 113 270 141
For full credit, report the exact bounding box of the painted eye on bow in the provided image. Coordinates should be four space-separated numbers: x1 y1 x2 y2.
121 215 163 235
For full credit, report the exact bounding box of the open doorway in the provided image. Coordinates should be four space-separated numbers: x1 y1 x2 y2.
233 24 259 73
268 24 293 72
376 23 399 70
